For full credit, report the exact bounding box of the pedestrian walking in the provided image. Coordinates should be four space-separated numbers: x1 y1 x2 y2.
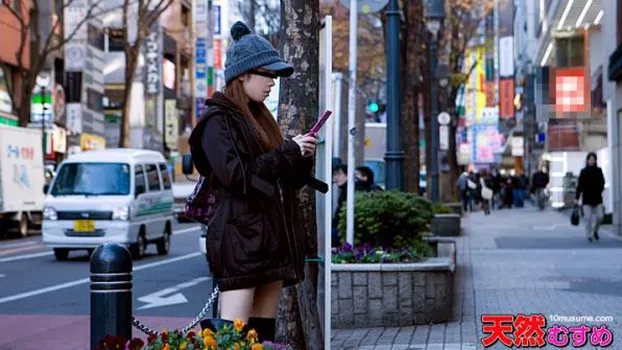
490 168 503 210
188 21 326 342
457 171 470 212
513 170 528 208
531 166 550 210
575 152 606 242
480 170 493 215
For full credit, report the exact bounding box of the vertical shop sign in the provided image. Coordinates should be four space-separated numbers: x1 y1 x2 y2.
144 26 162 96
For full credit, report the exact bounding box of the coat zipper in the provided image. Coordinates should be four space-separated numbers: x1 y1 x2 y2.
230 113 301 280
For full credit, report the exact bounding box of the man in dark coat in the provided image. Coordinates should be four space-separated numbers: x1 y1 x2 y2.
575 152 606 242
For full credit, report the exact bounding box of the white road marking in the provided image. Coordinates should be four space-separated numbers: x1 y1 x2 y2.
0 252 53 263
0 241 38 249
137 276 210 310
0 252 202 304
173 226 201 235
0 226 200 263
0 274 5 278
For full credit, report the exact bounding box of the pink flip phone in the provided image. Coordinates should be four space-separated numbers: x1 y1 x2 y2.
307 110 332 136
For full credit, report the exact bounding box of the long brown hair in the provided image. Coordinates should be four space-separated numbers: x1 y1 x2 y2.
223 79 284 151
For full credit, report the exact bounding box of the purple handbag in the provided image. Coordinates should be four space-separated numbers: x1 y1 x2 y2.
184 176 217 226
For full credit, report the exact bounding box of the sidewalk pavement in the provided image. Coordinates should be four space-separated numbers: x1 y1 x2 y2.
331 204 622 349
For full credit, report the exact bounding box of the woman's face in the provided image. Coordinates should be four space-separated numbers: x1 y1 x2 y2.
239 69 277 103
588 156 596 166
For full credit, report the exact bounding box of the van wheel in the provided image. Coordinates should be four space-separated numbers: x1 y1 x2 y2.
130 229 147 260
54 248 69 261
157 224 171 255
18 215 28 238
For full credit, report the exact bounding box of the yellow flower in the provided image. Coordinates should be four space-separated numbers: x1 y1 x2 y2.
252 344 264 350
246 329 259 341
203 335 217 348
163 345 170 350
233 318 245 332
202 328 214 337
180 342 187 350
234 343 241 350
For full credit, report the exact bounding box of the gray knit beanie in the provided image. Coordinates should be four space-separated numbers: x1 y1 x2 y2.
224 21 294 84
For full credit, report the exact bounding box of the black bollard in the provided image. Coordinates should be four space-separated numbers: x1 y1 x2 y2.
90 243 133 349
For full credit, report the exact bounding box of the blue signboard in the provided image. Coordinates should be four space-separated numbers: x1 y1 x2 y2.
196 99 206 118
214 5 221 35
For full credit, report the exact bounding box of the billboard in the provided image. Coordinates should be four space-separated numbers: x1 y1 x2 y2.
499 78 514 119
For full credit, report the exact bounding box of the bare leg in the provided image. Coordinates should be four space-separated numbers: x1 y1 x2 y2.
219 287 255 322
250 280 283 318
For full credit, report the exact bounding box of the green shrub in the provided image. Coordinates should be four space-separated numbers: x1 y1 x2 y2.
337 190 434 248
433 203 453 214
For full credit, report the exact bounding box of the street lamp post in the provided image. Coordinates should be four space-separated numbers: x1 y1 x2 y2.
384 0 404 191
425 0 445 202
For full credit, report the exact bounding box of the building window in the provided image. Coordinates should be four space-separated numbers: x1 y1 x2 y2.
555 36 584 67
618 0 622 44
88 24 105 51
107 28 125 52
87 88 103 112
65 72 82 103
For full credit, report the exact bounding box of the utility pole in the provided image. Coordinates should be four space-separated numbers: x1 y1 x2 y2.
424 0 445 202
384 0 404 191
345 0 357 245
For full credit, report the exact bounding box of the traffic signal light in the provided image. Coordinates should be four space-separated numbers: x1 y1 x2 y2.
368 101 379 113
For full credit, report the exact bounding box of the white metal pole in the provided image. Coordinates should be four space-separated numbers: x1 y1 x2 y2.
332 73 343 158
346 0 357 245
323 17 333 350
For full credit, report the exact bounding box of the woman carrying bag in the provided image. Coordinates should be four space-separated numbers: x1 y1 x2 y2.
188 21 327 342
480 170 493 216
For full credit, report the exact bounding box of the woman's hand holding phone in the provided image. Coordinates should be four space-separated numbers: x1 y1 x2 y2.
293 133 318 157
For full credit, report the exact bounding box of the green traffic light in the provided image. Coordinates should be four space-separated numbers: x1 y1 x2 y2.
369 102 379 113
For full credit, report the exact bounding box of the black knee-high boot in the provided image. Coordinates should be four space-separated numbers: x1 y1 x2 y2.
200 318 234 334
247 317 276 343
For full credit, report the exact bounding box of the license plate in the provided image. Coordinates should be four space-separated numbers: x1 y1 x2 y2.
74 220 95 232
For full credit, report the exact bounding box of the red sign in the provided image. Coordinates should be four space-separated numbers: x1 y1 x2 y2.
499 79 514 119
214 39 222 69
485 82 495 107
553 67 590 114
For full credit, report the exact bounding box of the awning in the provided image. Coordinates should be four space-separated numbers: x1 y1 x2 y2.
537 0 604 66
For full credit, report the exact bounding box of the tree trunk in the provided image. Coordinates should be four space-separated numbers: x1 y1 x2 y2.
400 0 422 194
275 0 323 349
119 48 139 147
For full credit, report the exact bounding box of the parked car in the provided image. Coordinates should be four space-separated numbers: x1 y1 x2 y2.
42 149 174 260
171 182 196 222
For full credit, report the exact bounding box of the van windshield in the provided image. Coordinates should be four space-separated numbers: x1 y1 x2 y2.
51 163 131 196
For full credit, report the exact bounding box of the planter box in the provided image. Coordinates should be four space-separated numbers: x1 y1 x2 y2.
431 213 461 236
443 202 463 216
331 249 455 328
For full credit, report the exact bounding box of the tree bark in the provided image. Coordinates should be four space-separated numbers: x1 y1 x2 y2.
119 49 139 147
275 0 324 349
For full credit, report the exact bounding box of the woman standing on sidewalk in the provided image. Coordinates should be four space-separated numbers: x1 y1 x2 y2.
188 21 323 342
575 152 606 242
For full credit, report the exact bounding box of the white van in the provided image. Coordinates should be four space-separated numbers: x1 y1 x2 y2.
42 149 174 261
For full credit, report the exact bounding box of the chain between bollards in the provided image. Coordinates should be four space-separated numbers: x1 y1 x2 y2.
131 285 220 336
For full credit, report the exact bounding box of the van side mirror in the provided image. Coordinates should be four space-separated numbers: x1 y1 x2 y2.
182 154 194 175
43 184 50 194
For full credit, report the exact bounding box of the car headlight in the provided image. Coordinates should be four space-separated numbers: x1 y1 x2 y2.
43 207 57 220
112 206 130 220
